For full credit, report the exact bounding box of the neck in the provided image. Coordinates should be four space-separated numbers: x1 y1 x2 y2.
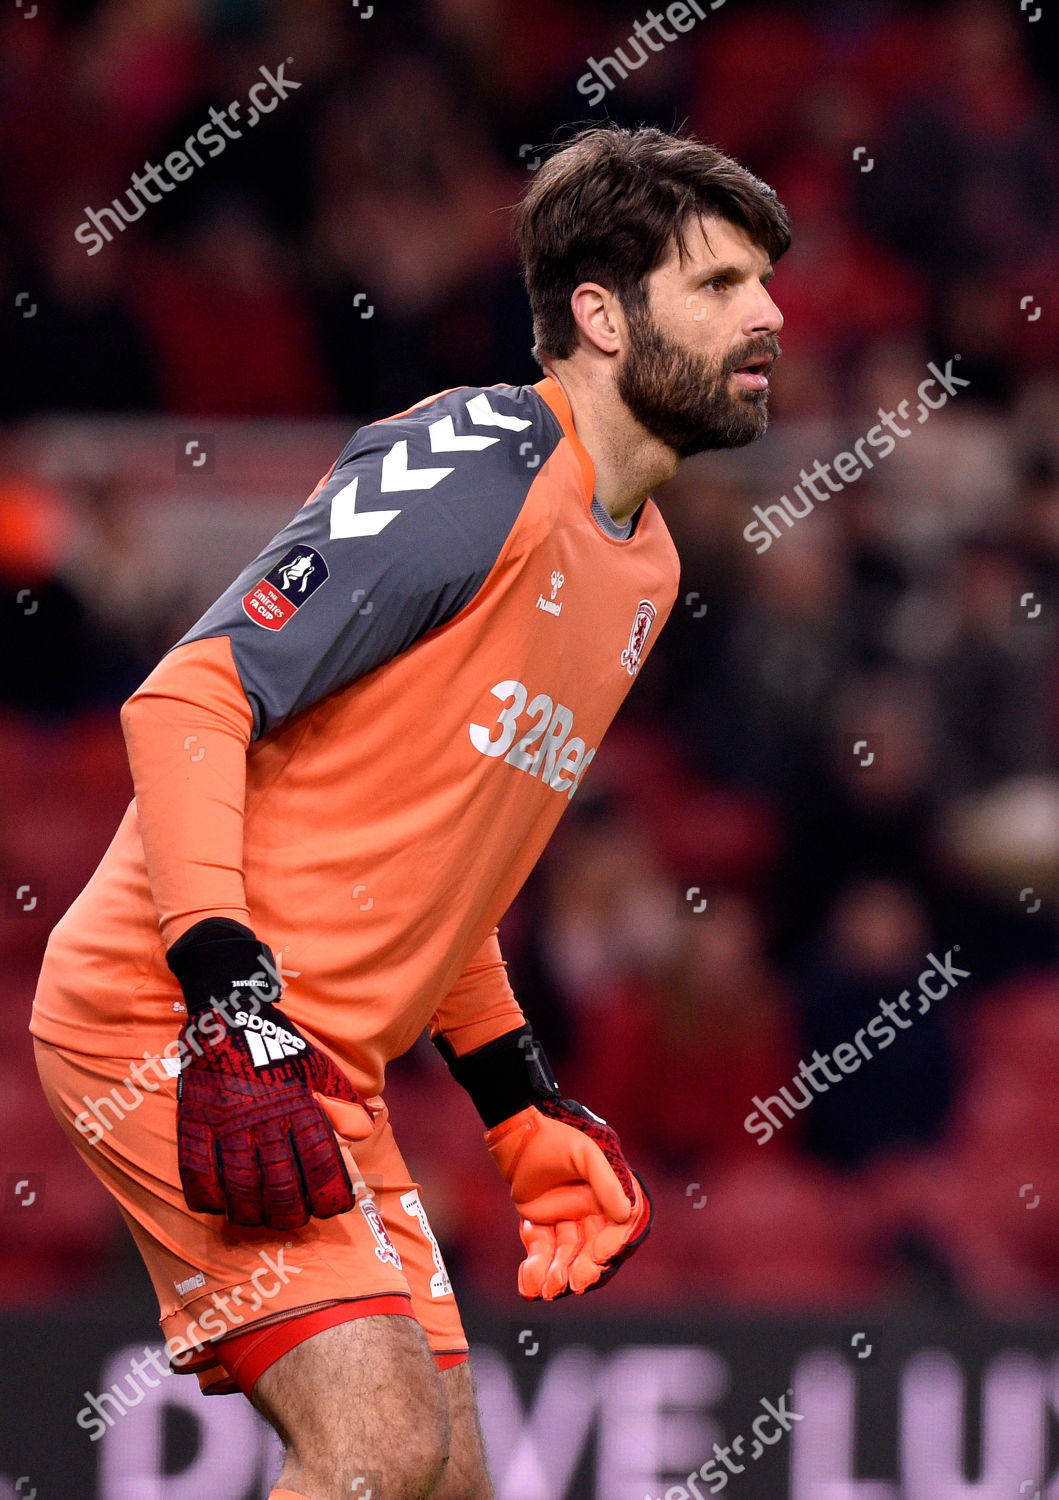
543 360 681 525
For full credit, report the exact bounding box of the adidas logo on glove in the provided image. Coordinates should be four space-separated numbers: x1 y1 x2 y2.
231 1009 307 1068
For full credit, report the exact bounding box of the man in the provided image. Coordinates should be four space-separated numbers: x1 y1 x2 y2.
32 123 788 1500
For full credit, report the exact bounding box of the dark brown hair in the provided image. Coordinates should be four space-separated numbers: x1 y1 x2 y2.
514 124 791 364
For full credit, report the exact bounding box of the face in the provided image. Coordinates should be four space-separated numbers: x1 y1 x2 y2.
616 215 783 458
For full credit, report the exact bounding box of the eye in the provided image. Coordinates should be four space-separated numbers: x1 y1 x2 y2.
704 276 729 293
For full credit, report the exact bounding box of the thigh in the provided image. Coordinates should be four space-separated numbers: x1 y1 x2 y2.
253 1312 449 1500
432 1361 495 1500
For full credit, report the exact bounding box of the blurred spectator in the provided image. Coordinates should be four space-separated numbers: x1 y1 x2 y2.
933 774 1059 987
793 878 956 1169
133 199 334 415
5 206 160 418
308 52 532 413
59 473 184 681
776 665 942 951
870 967 1059 1311
929 537 1055 792
564 888 800 1173
540 800 675 1009
0 473 91 715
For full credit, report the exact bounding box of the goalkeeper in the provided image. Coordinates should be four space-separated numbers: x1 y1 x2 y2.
31 123 787 1500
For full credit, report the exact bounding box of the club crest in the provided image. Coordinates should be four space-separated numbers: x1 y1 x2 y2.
620 599 657 675
360 1195 403 1269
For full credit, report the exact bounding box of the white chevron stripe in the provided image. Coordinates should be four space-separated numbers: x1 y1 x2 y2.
329 475 402 538
331 395 531 534
428 414 499 453
380 440 454 493
465 392 532 431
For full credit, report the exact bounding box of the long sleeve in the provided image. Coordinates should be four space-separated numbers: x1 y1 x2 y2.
120 635 255 948
428 928 526 1056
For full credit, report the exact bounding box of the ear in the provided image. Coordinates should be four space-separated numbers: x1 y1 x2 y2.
569 282 625 357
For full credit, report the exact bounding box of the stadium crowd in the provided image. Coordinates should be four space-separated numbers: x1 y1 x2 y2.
3 0 1059 1314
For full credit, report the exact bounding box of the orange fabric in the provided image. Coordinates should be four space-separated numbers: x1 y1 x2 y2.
119 631 254 947
34 1040 468 1361
30 373 679 1102
426 928 525 1058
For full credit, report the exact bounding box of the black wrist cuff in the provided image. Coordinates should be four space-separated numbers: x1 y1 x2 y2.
166 918 279 1015
433 1023 561 1129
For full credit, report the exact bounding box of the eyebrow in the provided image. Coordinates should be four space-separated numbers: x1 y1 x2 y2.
697 262 775 284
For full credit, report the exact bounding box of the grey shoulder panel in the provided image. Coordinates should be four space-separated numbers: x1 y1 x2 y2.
176 384 562 739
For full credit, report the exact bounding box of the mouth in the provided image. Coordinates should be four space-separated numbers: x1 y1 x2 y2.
731 353 774 391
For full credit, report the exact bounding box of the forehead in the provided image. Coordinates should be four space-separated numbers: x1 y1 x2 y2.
653 214 772 280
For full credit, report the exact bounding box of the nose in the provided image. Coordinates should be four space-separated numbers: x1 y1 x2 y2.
746 285 783 336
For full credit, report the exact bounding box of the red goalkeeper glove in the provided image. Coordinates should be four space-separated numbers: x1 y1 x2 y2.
435 1026 652 1299
167 919 374 1230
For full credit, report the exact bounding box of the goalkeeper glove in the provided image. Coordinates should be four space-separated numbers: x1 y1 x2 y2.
167 918 373 1230
434 1024 652 1299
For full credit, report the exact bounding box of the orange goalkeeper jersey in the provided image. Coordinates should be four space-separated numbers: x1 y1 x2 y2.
30 376 680 1094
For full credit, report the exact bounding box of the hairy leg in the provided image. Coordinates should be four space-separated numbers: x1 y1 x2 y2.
253 1313 449 1500
430 1362 494 1500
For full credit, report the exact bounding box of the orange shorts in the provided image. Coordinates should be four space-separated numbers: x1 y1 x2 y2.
34 1039 467 1393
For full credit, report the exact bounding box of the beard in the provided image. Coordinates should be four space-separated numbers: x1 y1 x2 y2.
616 301 779 459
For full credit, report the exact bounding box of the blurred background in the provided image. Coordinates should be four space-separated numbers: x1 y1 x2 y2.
3 0 1059 1495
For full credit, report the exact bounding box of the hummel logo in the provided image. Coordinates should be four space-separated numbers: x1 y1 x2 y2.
536 570 564 617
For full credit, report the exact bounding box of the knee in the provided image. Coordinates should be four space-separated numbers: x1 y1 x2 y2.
297 1390 450 1500
403 1367 452 1494
397 1401 451 1497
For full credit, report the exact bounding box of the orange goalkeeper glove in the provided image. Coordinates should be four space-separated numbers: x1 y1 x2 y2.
434 1025 652 1300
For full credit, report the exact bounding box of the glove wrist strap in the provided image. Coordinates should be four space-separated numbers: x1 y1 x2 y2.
166 918 279 1016
433 1024 561 1129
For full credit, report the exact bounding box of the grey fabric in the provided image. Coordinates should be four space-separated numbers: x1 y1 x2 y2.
175 384 563 739
590 494 636 540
